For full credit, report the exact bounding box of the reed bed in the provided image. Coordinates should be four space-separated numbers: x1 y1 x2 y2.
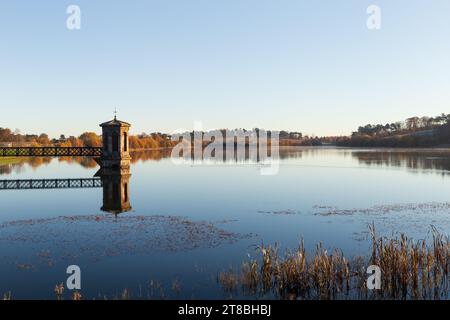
3 292 12 300
219 226 449 299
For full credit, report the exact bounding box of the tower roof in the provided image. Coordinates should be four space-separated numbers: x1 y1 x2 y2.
100 118 131 128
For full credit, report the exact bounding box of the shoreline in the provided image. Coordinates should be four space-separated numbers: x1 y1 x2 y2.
1 146 449 161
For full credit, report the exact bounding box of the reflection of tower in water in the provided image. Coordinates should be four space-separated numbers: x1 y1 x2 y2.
99 167 132 215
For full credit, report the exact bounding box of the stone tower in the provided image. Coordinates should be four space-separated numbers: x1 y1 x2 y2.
99 116 131 169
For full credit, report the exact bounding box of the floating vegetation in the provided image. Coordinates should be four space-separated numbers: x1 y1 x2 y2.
257 209 299 215
219 225 449 300
314 202 450 217
0 215 252 267
15 263 34 271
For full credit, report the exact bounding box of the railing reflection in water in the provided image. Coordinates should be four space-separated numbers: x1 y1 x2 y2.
0 165 132 216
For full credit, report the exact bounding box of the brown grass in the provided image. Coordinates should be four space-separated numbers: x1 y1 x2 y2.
3 292 12 300
220 225 449 299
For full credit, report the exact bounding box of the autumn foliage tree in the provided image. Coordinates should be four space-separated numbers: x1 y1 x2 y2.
0 127 178 150
78 132 102 147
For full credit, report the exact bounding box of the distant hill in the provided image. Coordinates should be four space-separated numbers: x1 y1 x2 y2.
335 113 450 148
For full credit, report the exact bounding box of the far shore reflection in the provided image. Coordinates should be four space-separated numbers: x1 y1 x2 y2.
349 149 450 174
1 147 450 175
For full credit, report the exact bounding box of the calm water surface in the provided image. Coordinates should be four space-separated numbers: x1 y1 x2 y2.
0 147 449 299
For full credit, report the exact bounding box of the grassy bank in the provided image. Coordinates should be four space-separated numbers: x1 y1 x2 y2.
0 157 24 166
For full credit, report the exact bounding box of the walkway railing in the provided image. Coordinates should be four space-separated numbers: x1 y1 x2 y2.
0 147 102 157
0 178 102 190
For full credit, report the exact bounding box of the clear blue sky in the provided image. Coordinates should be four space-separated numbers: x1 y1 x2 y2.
1 1 449 138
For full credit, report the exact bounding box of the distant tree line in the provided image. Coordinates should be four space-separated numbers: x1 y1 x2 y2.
8 114 447 151
0 126 331 149
335 113 450 147
169 128 321 147
129 133 177 149
0 128 176 149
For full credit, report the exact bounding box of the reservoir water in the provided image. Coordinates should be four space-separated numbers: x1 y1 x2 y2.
0 147 449 299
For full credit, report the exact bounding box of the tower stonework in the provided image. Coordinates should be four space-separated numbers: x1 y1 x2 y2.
99 117 131 169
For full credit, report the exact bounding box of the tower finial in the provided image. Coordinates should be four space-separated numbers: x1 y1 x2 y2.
114 108 117 120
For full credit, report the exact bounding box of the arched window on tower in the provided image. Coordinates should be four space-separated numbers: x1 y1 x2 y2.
124 132 128 152
112 132 119 152
103 134 108 151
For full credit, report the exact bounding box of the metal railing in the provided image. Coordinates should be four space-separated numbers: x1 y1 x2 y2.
0 178 103 190
0 147 103 157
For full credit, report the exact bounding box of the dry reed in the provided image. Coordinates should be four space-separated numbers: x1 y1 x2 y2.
220 225 449 299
